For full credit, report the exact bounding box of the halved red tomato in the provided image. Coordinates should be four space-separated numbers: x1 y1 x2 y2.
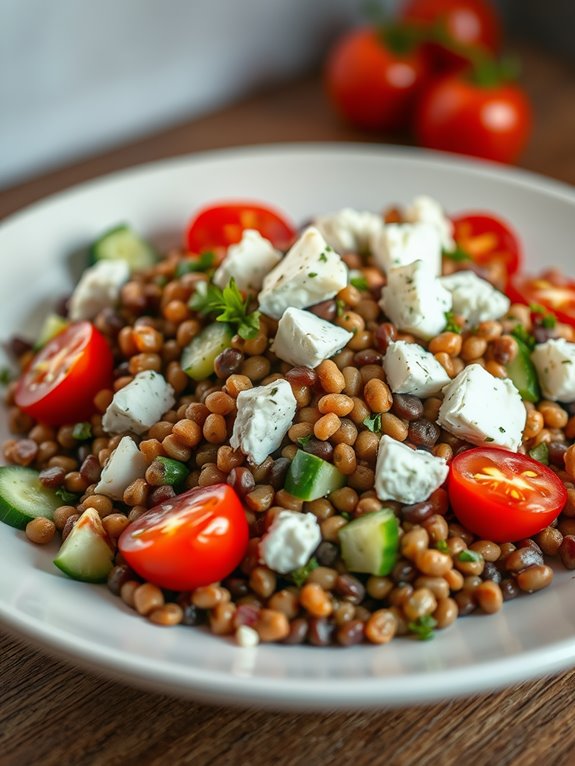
118 484 249 591
508 270 575 328
448 448 567 542
14 322 114 425
451 213 522 283
186 202 296 253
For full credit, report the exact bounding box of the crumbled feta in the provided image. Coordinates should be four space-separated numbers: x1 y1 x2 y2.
371 222 442 276
440 270 510 325
212 229 281 292
259 510 321 574
437 364 526 450
313 208 384 254
94 436 148 500
271 307 353 368
68 260 130 321
380 260 452 340
374 435 448 504
383 340 450 398
258 227 348 319
230 379 297 465
235 625 260 648
102 371 175 435
531 338 575 402
405 195 455 251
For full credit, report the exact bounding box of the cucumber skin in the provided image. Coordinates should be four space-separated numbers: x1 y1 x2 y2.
284 449 346 501
181 323 233 381
53 508 115 583
506 337 540 403
0 466 61 530
89 224 157 271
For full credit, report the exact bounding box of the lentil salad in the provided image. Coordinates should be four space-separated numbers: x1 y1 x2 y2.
3 196 575 649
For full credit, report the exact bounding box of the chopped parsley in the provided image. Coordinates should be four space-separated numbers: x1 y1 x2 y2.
55 487 80 504
363 413 382 433
0 367 13 385
72 422 92 441
408 615 437 641
444 310 462 334
528 442 549 465
436 540 449 554
335 299 345 318
443 246 471 263
511 324 536 352
176 251 215 277
350 275 369 291
457 549 482 563
297 434 312 449
290 558 319 588
308 272 318 279
484 436 495 442
498 426 506 433
189 277 260 340
319 252 328 263
530 302 557 329
542 314 557 329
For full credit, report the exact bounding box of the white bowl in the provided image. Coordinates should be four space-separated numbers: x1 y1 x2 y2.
1 144 575 710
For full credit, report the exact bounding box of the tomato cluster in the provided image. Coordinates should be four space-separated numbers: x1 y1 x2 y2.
324 0 531 164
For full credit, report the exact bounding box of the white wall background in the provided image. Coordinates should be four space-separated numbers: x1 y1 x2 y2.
0 0 362 188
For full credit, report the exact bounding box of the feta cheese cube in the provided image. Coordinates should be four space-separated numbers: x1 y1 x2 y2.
405 195 455 251
102 371 175 435
212 229 281 292
371 222 442 276
531 338 575 402
259 510 321 574
230 379 297 465
380 260 452 340
383 340 450 398
437 364 526 450
271 307 353 368
235 625 260 648
440 270 510 325
258 227 348 319
313 208 384 254
69 260 130 321
374 435 448 504
94 436 148 500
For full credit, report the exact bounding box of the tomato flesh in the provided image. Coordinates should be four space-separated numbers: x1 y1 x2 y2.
118 484 249 591
448 448 567 543
452 212 522 285
186 202 296 253
14 321 114 426
508 270 575 328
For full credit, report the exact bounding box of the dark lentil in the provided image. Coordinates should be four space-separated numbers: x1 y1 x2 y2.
391 394 424 422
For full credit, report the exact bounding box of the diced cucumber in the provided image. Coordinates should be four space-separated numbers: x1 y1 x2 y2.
181 322 233 381
53 508 115 583
89 224 157 272
0 466 62 530
506 337 540 403
284 449 346 501
338 508 399 577
155 457 189 486
33 313 69 350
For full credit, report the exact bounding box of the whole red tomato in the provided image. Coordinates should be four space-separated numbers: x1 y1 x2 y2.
325 26 428 131
415 71 531 163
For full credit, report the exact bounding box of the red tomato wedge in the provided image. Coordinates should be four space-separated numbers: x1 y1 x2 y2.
448 448 567 543
14 322 114 426
118 484 249 591
186 202 296 254
508 270 575 328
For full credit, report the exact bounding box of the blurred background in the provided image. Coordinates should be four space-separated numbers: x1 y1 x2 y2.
1 0 574 193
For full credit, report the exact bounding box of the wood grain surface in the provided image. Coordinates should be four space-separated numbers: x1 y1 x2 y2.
1 42 575 766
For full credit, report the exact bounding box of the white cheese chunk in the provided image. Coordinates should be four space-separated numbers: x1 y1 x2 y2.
230 379 297 465
374 435 448 504
102 371 176 435
531 338 575 402
271 307 353 368
440 270 510 325
235 625 260 648
68 260 130 321
212 229 282 292
405 195 455 251
313 208 384 254
258 227 348 319
380 260 452 340
371 222 442 276
259 510 321 574
383 340 450 398
437 364 526 451
94 436 148 501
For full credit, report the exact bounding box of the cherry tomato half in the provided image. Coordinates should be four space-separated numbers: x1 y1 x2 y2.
15 321 114 426
324 26 428 131
452 212 522 285
448 448 567 543
508 270 575 328
118 484 249 591
186 202 296 254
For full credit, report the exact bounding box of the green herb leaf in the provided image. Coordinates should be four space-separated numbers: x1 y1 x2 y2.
176 251 215 277
408 614 437 641
0 367 13 385
335 298 345 318
443 246 471 263
72 422 92 441
55 487 79 504
290 557 319 588
528 442 550 466
444 310 462 334
436 539 449 554
542 314 557 329
319 252 328 263
458 549 482 563
511 324 536 352
297 434 312 449
189 277 260 340
350 275 369 291
363 413 382 433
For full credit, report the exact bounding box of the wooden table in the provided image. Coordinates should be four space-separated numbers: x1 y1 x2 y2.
2 43 575 766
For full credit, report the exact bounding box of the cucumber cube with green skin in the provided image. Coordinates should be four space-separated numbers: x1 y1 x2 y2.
33 313 69 350
155 457 189 486
53 508 115 583
339 508 399 576
0 466 62 530
284 449 346 501
181 322 234 381
89 224 157 271
506 337 541 403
